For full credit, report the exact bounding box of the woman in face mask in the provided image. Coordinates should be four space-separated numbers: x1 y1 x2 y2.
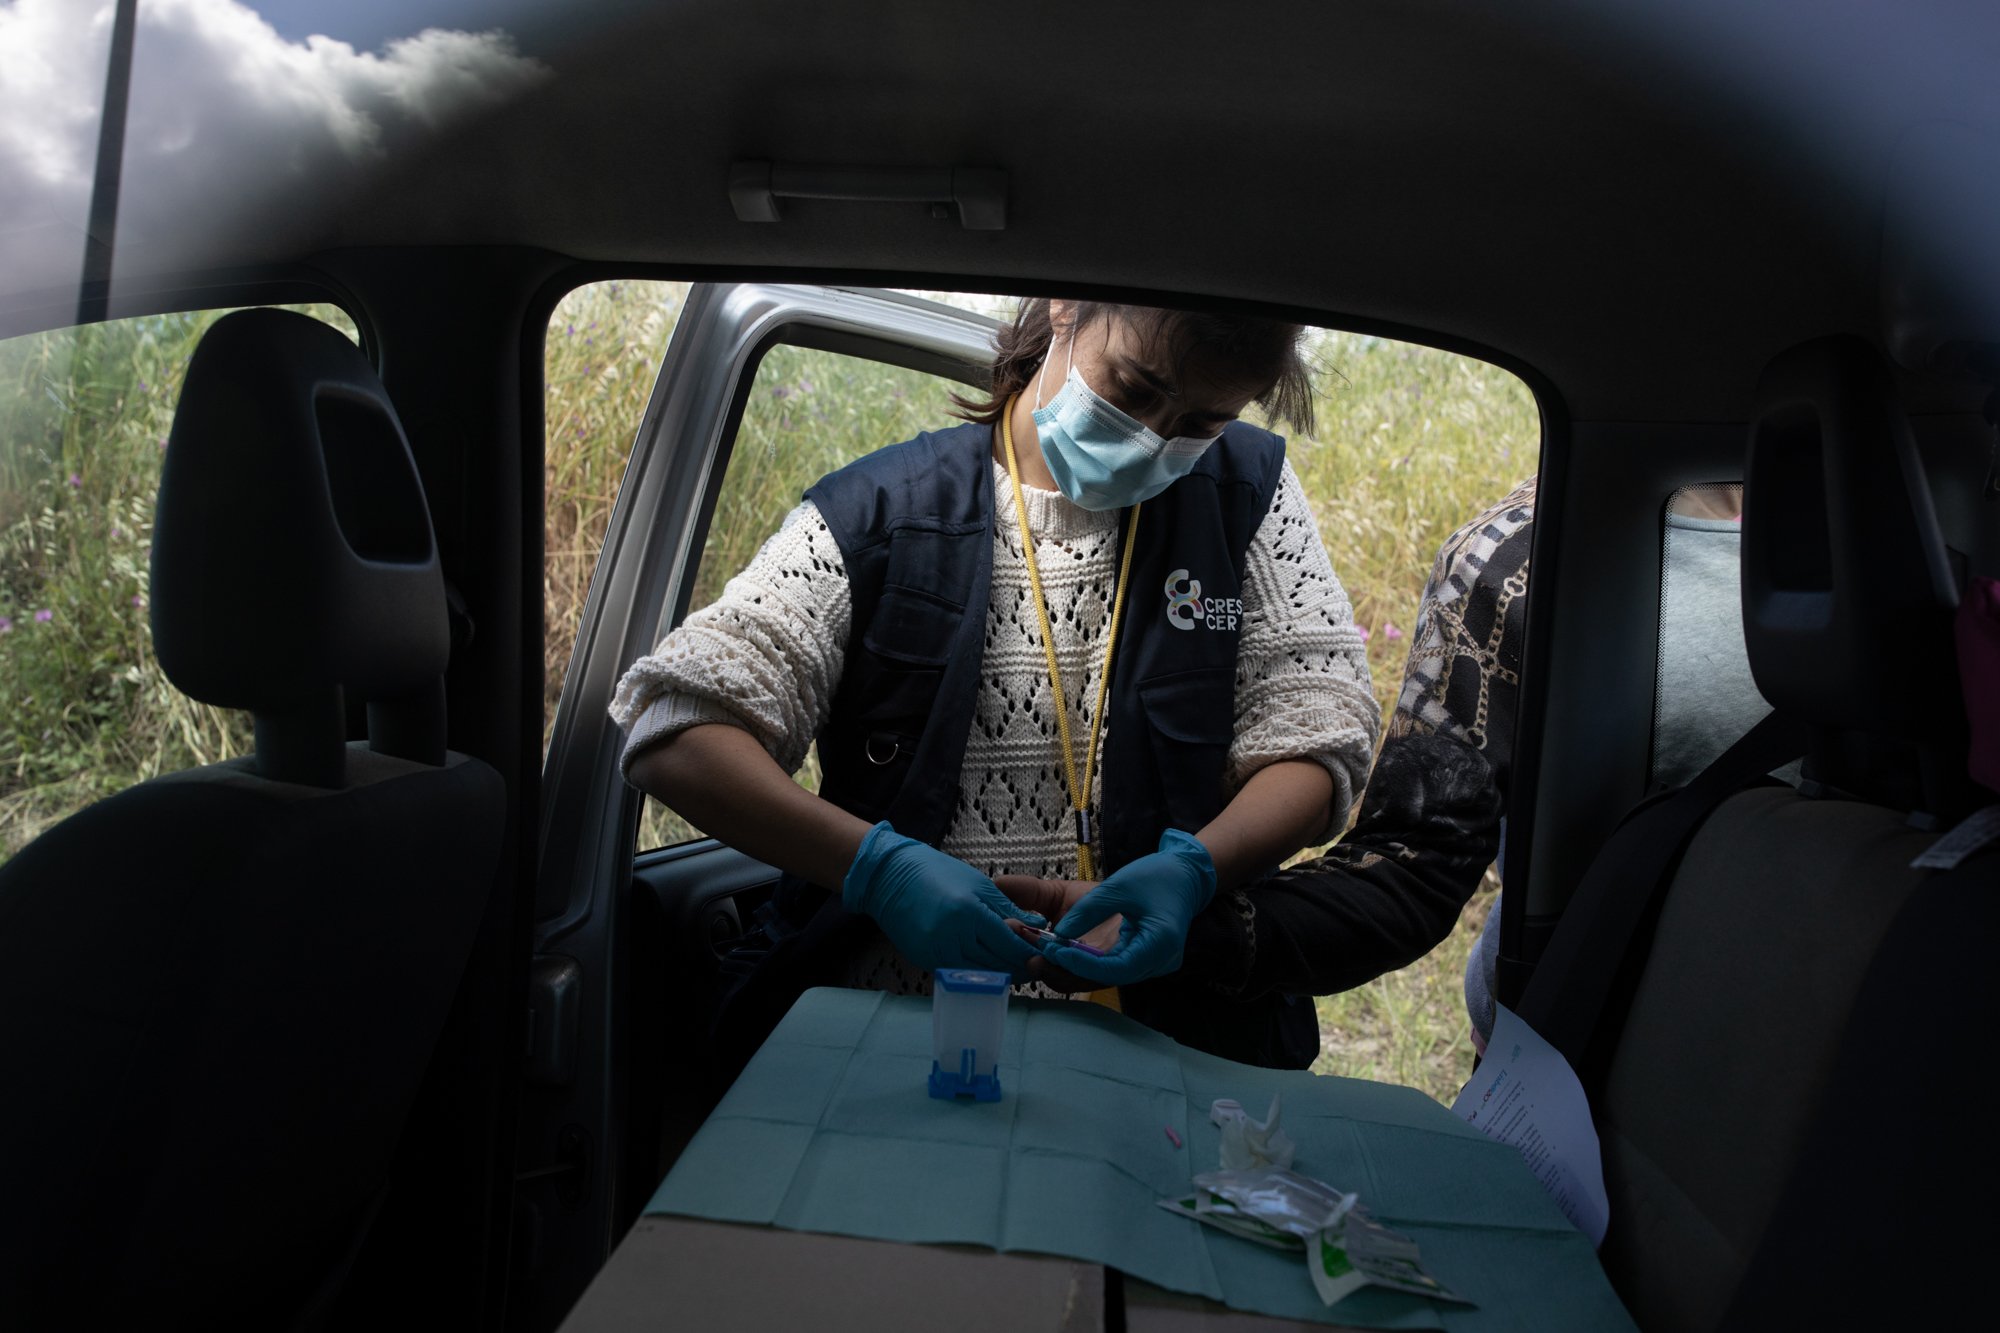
612 298 1378 1068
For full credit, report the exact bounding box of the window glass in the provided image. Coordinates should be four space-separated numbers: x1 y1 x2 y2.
1284 331 1539 728
1650 482 1773 791
592 292 1541 1105
638 344 965 850
543 279 688 761
0 303 359 864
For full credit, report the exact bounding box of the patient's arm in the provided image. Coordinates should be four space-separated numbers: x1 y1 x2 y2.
1181 731 1501 1000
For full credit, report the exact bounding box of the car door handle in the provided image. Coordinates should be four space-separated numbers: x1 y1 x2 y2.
728 160 1008 230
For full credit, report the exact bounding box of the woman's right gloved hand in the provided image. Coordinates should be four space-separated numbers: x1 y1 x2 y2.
842 822 1044 973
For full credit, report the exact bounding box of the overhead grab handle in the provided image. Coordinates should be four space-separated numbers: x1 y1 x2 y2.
728 161 1008 230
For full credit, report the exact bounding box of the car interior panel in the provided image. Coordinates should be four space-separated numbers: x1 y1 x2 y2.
1 2 1997 1329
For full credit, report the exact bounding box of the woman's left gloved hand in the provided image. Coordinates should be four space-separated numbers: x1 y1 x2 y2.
1037 828 1217 984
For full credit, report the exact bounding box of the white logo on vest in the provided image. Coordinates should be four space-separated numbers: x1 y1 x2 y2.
1164 569 1241 632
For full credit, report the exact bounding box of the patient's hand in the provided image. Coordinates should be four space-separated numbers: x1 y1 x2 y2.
994 875 1124 994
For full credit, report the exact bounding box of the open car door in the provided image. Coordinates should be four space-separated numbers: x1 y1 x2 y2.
524 284 1000 1325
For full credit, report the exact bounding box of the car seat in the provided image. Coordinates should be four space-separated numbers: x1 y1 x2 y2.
1579 335 1994 1328
0 309 506 1329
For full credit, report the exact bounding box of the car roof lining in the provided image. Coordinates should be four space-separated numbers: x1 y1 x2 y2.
15 1 1998 424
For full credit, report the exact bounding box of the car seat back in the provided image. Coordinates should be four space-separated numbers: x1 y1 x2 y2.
1740 335 1970 814
1591 335 1993 1329
0 309 506 1328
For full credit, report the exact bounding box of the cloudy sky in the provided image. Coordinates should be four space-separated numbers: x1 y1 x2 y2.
252 1 544 52
0 0 551 294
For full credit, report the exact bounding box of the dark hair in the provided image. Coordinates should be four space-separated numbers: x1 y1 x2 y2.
953 298 1316 434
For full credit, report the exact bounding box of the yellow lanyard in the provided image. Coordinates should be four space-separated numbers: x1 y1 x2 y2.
999 399 1141 882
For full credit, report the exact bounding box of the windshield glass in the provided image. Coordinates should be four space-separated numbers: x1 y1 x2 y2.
0 0 556 303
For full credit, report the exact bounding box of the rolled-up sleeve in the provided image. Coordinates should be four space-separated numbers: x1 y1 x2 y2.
608 500 852 778
1226 460 1381 839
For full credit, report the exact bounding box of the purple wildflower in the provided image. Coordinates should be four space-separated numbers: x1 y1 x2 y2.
567 323 575 335
111 526 123 540
1383 621 1404 641
67 473 81 488
1357 625 1370 643
0 616 12 634
34 609 53 623
138 379 148 392
771 386 790 400
131 594 144 607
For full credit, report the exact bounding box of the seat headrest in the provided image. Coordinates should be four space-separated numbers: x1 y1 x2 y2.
1743 334 1968 813
150 309 448 782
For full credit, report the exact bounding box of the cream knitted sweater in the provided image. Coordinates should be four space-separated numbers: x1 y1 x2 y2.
611 458 1378 882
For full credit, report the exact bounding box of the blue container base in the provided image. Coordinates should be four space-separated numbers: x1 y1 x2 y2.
928 1061 1002 1102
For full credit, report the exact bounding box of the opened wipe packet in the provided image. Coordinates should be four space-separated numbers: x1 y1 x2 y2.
1155 1194 1300 1251
1162 1167 1472 1310
1191 1167 1357 1239
1310 1209 1473 1307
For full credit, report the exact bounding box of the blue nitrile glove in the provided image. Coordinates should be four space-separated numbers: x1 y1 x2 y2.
842 822 1045 973
1040 828 1217 985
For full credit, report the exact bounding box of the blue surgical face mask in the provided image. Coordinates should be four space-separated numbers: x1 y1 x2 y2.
1030 340 1220 511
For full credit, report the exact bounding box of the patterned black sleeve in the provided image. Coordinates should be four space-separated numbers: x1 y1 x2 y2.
1388 476 1536 799
1176 478 1534 997
1178 732 1501 997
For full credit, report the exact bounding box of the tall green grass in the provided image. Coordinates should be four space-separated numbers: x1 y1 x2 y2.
543 280 690 759
0 285 1531 1105
0 306 355 854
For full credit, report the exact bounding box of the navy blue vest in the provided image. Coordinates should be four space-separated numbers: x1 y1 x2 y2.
804 419 1285 873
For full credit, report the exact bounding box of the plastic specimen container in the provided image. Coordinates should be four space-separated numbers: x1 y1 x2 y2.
928 968 1009 1101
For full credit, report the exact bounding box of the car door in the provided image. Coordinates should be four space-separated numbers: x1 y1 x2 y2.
522 282 1000 1324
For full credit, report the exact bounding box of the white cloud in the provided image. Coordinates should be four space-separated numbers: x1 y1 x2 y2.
0 0 550 293
0 1 113 220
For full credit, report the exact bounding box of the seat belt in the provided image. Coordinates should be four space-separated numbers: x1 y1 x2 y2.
1514 709 1808 1079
